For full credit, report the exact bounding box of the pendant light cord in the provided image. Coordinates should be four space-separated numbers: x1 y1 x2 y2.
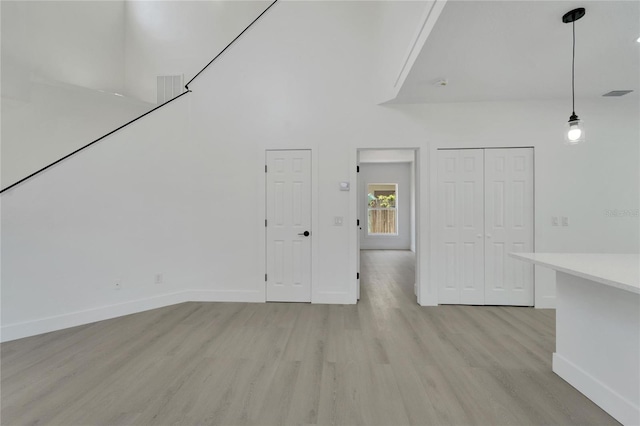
572 20 576 115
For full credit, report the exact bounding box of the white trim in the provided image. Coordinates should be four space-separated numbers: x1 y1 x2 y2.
349 148 359 303
258 149 268 302
313 291 354 305
353 148 428 305
187 290 264 303
0 289 265 342
536 295 557 309
417 145 434 305
311 149 320 303
553 353 640 426
381 0 448 103
1 291 187 342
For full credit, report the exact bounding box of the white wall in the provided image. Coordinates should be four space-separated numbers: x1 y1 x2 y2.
1 2 428 341
372 1 432 102
359 163 412 250
2 2 638 341
372 0 445 103
359 149 415 163
123 1 271 104
1 1 269 188
1 0 151 189
1 83 151 188
1 97 196 341
1 1 126 94
394 97 639 308
185 1 432 306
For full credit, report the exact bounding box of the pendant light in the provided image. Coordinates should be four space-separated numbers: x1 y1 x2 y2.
563 8 586 144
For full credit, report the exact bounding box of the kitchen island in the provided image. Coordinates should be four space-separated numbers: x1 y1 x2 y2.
511 253 639 426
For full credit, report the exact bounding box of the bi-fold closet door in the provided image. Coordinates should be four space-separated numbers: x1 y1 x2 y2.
437 148 534 306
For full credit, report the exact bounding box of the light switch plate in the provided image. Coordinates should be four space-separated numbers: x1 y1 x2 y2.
561 216 569 226
339 182 350 191
334 216 343 226
552 216 559 226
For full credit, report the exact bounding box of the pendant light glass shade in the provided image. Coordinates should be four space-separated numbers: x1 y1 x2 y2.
565 114 585 144
563 8 586 145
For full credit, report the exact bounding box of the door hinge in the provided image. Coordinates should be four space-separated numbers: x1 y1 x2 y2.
265 219 267 227
357 272 360 279
265 165 267 173
265 274 268 281
357 166 360 173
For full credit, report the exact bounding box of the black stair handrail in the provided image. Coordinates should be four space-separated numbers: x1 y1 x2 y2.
0 0 278 194
0 91 191 194
186 0 278 91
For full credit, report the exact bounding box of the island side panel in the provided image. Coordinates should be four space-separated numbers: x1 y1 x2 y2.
553 271 640 426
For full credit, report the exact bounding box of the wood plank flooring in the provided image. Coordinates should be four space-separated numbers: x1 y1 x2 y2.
1 250 618 425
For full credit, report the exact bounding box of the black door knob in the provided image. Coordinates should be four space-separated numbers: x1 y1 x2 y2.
298 231 310 237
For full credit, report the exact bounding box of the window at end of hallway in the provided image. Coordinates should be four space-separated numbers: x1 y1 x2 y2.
367 183 398 235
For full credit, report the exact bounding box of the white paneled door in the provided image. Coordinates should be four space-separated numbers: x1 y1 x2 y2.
437 149 485 305
437 148 534 306
266 150 312 302
484 148 534 306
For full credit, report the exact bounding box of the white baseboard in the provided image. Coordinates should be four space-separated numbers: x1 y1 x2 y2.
1 291 188 343
313 291 354 304
2 288 368 342
535 295 556 309
1 289 265 343
553 353 640 426
187 290 264 303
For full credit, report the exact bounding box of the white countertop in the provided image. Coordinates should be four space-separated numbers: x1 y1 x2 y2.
510 253 640 294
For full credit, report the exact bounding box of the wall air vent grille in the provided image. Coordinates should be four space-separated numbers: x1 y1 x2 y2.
602 90 633 97
157 75 184 104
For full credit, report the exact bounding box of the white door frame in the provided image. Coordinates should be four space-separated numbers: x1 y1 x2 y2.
430 146 536 306
351 147 426 305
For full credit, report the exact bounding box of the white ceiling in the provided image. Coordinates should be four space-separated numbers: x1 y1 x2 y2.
392 0 640 104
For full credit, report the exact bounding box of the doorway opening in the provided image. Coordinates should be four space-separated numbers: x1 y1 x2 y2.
357 149 419 303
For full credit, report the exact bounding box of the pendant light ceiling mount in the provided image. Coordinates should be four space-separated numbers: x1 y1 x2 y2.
562 7 585 24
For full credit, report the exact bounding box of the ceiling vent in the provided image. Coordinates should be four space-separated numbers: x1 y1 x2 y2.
602 90 634 97
157 75 184 104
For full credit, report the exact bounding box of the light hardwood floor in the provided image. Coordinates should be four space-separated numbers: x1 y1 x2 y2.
1 250 618 425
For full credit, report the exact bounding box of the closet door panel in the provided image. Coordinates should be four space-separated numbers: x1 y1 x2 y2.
437 149 485 305
484 148 534 306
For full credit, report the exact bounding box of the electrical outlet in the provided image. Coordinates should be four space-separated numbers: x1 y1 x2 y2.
155 273 163 284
